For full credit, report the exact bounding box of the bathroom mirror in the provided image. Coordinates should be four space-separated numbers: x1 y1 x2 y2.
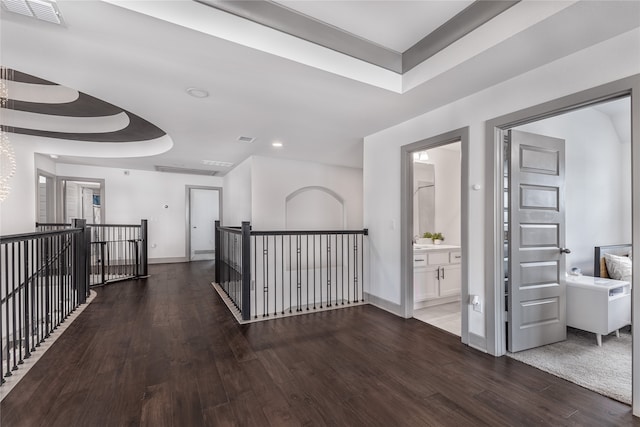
413 162 435 238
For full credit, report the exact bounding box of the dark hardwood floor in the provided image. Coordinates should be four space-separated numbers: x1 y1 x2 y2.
1 261 637 426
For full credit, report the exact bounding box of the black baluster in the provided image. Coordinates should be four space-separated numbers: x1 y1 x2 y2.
347 235 351 304
44 236 50 339
0 246 3 383
289 235 292 314
327 234 331 308
281 235 284 315
30 239 36 353
263 235 268 317
4 242 11 378
354 234 359 303
273 236 277 316
17 241 24 366
314 234 317 310
297 235 302 312
254 233 257 319
341 235 344 305
11 242 17 371
36 238 42 347
23 239 31 360
306 235 309 311
361 232 365 302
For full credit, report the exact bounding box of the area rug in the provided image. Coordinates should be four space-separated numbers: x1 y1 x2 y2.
507 327 631 404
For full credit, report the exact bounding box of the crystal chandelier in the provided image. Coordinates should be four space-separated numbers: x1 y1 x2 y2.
0 69 17 202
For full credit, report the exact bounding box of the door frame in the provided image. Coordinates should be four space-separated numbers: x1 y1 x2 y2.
484 75 639 413
400 127 470 344
56 176 106 223
36 169 56 223
185 185 223 261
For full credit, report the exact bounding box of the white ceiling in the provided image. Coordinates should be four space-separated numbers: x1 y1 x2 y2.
1 0 639 175
272 0 473 52
594 97 632 145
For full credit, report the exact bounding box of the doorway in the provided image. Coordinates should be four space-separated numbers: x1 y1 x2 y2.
186 186 222 261
400 127 470 343
485 75 639 414
411 142 462 336
36 170 55 223
57 177 105 224
502 97 632 403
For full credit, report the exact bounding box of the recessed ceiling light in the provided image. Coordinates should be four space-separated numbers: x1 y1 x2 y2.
186 87 209 98
202 159 234 168
49 154 59 159
272 141 283 148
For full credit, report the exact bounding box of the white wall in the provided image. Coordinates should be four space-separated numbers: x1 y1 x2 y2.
222 157 252 226
413 162 434 238
516 106 631 276
55 163 222 261
35 153 56 176
430 144 461 246
364 28 640 339
413 145 461 245
0 140 38 234
250 156 363 230
286 189 344 230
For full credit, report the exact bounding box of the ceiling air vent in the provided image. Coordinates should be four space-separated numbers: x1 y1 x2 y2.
1 0 64 25
155 165 218 176
237 136 255 143
202 160 234 168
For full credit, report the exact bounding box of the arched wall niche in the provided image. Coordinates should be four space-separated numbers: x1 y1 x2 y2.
285 186 346 230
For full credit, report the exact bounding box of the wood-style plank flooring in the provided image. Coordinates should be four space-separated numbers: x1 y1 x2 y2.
2 261 638 426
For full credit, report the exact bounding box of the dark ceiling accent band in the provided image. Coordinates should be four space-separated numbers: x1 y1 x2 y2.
2 69 57 85
2 111 166 142
195 0 403 73
9 92 123 117
1 69 167 142
402 1 521 73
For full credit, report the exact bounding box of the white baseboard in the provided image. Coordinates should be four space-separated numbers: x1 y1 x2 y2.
468 332 487 353
148 257 188 264
364 292 403 317
413 295 461 309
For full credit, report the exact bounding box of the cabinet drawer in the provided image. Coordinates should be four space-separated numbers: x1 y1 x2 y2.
413 254 427 268
450 251 462 264
428 251 449 265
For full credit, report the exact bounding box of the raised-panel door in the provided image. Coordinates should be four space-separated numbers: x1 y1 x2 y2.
508 130 567 352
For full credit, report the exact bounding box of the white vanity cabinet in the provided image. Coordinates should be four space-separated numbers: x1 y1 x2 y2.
414 246 461 308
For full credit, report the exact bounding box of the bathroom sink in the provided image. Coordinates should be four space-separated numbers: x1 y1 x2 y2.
413 243 460 250
413 244 435 249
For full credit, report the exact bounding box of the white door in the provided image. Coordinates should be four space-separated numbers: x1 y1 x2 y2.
189 188 220 261
508 130 568 352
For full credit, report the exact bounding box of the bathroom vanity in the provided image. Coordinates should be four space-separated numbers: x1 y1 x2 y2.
413 244 461 308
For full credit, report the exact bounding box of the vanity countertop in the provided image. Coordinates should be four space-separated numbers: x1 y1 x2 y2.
413 244 460 251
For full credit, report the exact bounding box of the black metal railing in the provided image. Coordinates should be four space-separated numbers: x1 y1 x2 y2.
216 224 250 318
36 220 148 287
215 221 368 321
0 221 89 384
